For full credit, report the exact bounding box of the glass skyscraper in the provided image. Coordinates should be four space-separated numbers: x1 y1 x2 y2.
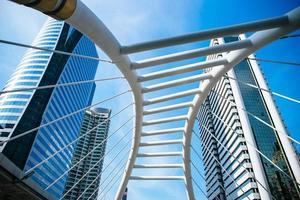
197 36 300 200
0 18 98 199
63 107 111 200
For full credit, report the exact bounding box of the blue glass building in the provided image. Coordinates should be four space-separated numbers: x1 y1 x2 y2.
0 18 98 199
197 36 300 200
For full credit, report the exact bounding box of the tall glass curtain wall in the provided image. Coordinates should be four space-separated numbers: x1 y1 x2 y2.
197 36 300 200
0 18 98 199
224 36 300 199
0 19 62 151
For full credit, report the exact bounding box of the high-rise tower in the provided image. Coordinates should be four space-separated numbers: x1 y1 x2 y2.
0 18 98 199
197 36 300 200
63 108 111 200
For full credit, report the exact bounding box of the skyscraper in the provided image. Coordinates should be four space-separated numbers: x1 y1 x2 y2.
197 36 300 200
0 18 98 199
63 107 111 200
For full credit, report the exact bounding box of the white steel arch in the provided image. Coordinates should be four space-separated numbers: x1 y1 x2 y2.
8 1 300 199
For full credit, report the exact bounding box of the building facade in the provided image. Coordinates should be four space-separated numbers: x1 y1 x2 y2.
0 18 98 199
197 36 300 200
63 108 111 200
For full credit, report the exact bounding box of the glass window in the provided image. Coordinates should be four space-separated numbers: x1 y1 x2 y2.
26 60 48 64
0 123 14 129
224 36 300 199
0 108 23 113
2 101 27 106
21 66 45 70
15 82 37 86
22 71 43 75
0 132 10 137
0 115 19 121
6 94 31 99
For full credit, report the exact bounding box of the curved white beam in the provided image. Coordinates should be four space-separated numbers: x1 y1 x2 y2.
7 1 300 199
131 39 252 69
64 2 144 200
183 6 300 200
138 58 227 82
120 15 289 54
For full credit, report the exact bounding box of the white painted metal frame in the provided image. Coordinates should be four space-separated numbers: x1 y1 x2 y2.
66 5 300 199
9 1 300 199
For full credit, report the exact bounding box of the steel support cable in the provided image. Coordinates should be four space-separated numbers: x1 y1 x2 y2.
247 57 300 67
194 142 250 200
191 133 251 200
211 90 300 146
27 118 133 176
98 162 128 200
0 39 114 64
191 177 209 200
209 109 300 187
84 149 130 200
189 149 208 198
198 120 276 200
88 156 128 200
59 128 133 199
190 160 206 183
0 77 125 95
76 134 132 199
45 103 134 190
190 161 217 200
23 95 131 174
0 90 132 146
97 144 131 200
190 145 231 200
38 103 133 190
32 116 134 186
87 187 100 200
224 75 300 104
76 135 133 200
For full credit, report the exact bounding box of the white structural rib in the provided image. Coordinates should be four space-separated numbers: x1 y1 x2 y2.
134 164 183 168
65 2 144 200
138 58 228 82
144 88 202 105
120 16 288 54
137 152 183 157
143 102 193 115
130 176 185 180
142 73 212 93
139 139 183 147
131 39 252 69
143 115 188 126
65 6 300 200
141 127 185 136
67 5 300 200
181 7 300 200
10 1 300 199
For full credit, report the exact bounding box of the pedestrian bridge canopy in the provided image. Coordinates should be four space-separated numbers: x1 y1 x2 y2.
4 0 300 199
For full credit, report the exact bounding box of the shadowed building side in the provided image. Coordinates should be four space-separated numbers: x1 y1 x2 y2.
0 17 99 199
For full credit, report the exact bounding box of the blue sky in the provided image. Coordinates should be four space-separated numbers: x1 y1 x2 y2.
0 0 300 200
